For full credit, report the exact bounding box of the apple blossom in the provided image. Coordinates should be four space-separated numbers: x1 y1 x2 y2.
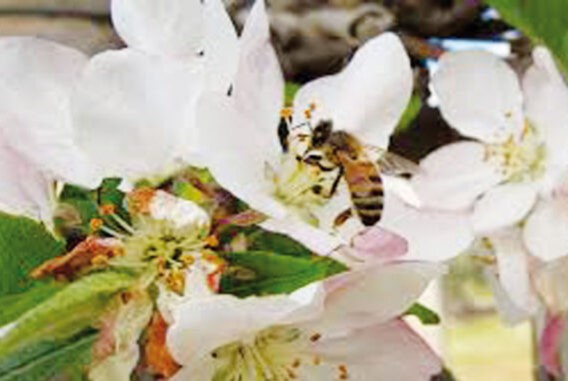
165 261 444 380
196 0 442 257
416 47 568 235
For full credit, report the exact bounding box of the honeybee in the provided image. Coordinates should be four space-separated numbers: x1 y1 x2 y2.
286 119 418 227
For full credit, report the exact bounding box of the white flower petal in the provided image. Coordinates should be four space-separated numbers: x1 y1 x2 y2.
523 47 568 169
484 268 531 324
169 360 215 381
294 32 412 148
233 0 284 165
111 0 204 59
312 320 442 381
0 141 52 222
524 197 568 261
72 49 202 181
196 94 288 218
413 141 502 210
314 262 444 332
380 192 474 261
260 216 344 256
472 182 538 235
490 229 538 315
0 37 98 188
432 50 524 142
167 293 311 366
203 0 239 93
535 257 568 312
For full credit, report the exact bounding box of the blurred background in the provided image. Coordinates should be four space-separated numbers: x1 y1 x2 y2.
0 1 536 380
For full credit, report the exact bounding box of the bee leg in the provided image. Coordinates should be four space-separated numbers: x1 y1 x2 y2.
327 167 344 198
333 208 353 229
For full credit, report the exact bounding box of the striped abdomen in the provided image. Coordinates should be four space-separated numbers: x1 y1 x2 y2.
339 155 384 226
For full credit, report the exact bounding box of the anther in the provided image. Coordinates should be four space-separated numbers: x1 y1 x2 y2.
280 107 293 119
90 218 103 232
99 204 116 216
204 235 219 248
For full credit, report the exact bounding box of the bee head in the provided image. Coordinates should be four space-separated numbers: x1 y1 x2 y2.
311 120 333 147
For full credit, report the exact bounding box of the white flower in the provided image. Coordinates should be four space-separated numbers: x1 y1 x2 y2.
0 37 100 222
197 0 420 255
166 262 444 380
415 47 568 236
0 0 239 222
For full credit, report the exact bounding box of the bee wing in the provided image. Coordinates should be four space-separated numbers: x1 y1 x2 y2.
365 146 420 177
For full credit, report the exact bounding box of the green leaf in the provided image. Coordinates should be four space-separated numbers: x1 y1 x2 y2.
248 230 313 258
0 213 65 296
0 283 63 326
0 271 136 360
405 303 441 325
486 0 568 76
220 251 347 297
0 331 96 381
58 178 128 235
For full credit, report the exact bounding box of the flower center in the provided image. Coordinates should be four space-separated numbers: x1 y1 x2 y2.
96 190 222 293
269 107 340 225
210 326 348 381
484 123 546 183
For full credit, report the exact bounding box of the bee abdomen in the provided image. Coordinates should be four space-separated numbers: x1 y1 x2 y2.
351 186 384 226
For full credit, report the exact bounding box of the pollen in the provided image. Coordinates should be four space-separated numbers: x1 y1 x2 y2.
166 268 185 294
99 204 116 216
204 235 219 248
127 187 156 215
309 102 317 111
304 108 312 120
280 107 293 119
89 218 103 232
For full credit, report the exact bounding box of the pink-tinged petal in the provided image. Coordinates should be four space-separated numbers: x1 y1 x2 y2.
293 32 412 148
523 47 568 169
524 197 568 261
310 320 441 381
490 229 538 315
350 226 408 263
313 262 444 332
380 192 474 261
233 0 284 167
0 37 99 188
413 141 502 210
432 50 524 142
111 0 204 59
534 256 568 313
540 314 565 378
472 182 538 235
72 49 202 181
